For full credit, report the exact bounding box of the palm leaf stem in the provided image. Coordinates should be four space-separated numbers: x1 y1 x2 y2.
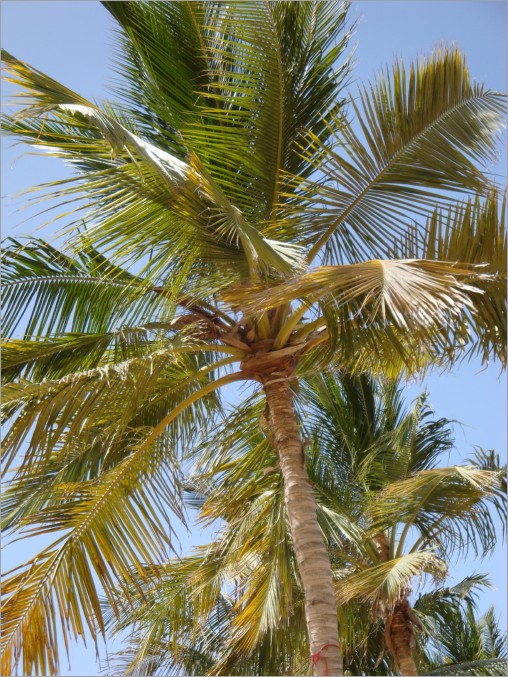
409 515 451 554
140 371 245 453
389 525 398 562
274 302 311 348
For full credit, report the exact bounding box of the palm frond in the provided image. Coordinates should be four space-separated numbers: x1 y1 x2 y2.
228 257 499 369
1 428 182 677
281 47 506 264
335 550 447 613
0 236 209 346
102 1 352 226
368 466 504 558
395 193 507 365
414 574 492 617
420 600 506 675
1 347 233 488
2 50 304 279
424 658 507 676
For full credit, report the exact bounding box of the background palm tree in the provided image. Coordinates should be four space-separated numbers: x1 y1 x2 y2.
415 582 507 676
1 1 506 674
99 374 505 676
305 377 505 676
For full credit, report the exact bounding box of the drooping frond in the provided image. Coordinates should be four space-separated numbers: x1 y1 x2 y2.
413 574 493 641
1 429 183 677
396 193 507 365
227 256 501 370
1 237 159 338
1 346 243 674
335 550 447 614
2 50 304 280
367 466 505 558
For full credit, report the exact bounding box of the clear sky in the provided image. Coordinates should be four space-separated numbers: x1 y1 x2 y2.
1 2 507 675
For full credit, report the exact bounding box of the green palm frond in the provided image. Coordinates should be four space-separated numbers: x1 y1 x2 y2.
413 575 494 653
396 193 507 364
414 574 492 618
366 466 504 561
1 237 186 340
419 599 506 675
300 374 454 493
102 1 352 225
2 51 303 279
1 325 179 383
1 428 183 677
424 658 507 676
279 47 505 263
2 347 233 479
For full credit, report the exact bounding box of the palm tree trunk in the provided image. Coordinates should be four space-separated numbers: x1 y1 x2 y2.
263 374 342 677
385 600 419 676
374 533 418 676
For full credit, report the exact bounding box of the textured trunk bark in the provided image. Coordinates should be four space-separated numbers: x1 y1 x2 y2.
374 533 418 676
386 600 419 676
263 374 342 677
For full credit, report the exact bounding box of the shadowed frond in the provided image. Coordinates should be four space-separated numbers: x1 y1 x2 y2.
420 600 507 676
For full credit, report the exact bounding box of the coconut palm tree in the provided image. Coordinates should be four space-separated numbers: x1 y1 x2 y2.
304 377 505 676
99 375 505 676
1 2 506 674
415 583 507 676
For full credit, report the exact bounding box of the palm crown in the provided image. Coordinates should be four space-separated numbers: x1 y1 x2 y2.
1 2 506 675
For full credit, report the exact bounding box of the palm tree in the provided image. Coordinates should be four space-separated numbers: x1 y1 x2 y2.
305 377 505 676
99 375 505 676
1 2 506 674
415 581 507 676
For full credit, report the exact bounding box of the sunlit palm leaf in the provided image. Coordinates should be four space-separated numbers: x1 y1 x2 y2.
297 49 506 261
228 258 497 370
281 47 506 264
2 50 304 278
1 429 182 677
335 551 447 613
103 1 352 225
367 466 504 558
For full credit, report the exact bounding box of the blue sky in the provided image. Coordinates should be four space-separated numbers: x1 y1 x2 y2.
2 1 506 674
